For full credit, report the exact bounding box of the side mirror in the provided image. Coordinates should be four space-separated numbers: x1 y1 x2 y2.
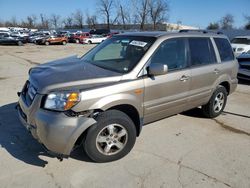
148 63 168 76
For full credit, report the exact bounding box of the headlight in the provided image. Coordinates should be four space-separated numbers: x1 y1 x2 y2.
44 91 80 111
237 48 244 52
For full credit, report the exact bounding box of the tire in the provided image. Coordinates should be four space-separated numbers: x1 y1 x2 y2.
84 110 137 162
75 39 80 44
17 41 23 46
202 85 227 118
45 41 50 46
88 40 92 44
62 41 67 45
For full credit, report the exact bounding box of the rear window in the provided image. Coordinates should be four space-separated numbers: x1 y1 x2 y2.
231 38 250 45
188 38 216 66
214 38 234 62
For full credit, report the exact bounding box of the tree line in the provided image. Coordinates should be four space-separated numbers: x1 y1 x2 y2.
0 0 249 31
207 14 250 30
0 0 169 31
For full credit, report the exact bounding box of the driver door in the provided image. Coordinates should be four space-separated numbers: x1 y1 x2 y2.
143 38 191 124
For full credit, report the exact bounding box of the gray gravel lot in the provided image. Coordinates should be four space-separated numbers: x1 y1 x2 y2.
0 44 249 188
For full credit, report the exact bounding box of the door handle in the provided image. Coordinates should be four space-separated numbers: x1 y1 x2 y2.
214 69 220 74
180 75 190 82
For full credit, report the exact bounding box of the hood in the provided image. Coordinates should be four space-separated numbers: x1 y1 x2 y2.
29 55 122 94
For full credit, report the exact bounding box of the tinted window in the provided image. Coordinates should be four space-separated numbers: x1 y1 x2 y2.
214 38 234 62
231 38 250 45
189 38 216 66
151 38 187 70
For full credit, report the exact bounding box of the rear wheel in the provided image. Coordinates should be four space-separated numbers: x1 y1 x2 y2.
75 39 80 44
88 40 92 44
202 86 227 118
45 41 50 46
84 110 136 162
62 41 67 45
17 41 23 46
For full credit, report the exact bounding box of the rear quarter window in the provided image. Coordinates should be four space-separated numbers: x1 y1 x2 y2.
214 38 234 62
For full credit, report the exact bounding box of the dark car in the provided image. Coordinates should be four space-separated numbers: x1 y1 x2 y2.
89 29 110 35
237 53 250 81
0 33 26 46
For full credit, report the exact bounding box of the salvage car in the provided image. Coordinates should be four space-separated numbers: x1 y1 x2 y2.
237 53 250 81
0 32 26 46
68 32 90 43
231 36 250 56
17 31 238 162
82 35 107 44
35 35 68 45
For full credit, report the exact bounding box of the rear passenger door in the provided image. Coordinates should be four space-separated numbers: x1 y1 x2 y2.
188 37 219 107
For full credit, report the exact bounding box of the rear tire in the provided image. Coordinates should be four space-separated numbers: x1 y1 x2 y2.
45 41 50 46
75 39 80 44
202 85 227 118
84 110 136 162
62 41 67 45
88 40 92 44
17 41 23 46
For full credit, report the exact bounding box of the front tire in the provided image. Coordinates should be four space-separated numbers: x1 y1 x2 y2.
62 41 67 45
17 41 23 46
84 110 136 162
45 41 50 46
202 85 227 118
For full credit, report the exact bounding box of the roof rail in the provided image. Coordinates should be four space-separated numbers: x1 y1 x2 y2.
179 29 223 35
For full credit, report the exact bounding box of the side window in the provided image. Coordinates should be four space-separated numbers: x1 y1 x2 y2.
189 38 216 66
151 38 187 71
214 38 234 62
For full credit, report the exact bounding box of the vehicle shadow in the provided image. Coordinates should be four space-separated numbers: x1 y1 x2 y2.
0 102 50 167
181 108 207 118
0 102 93 166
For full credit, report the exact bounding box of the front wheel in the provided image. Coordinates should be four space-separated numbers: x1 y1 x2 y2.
202 86 227 118
62 41 67 45
17 41 23 46
84 110 136 162
45 41 50 46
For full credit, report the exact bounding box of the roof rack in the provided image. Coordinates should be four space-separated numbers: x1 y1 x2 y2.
179 29 223 35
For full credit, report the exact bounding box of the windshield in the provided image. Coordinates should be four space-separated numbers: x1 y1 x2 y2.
231 38 250 45
81 35 156 73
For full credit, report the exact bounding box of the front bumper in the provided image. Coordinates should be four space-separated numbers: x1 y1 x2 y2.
17 93 96 157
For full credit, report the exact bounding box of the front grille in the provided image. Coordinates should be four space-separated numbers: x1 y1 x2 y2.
22 81 37 106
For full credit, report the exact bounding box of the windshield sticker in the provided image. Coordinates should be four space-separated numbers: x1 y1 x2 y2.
129 40 147 47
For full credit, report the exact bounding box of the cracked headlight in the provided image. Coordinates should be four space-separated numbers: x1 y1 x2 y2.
44 91 80 111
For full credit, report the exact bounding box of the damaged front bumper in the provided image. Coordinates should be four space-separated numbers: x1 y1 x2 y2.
17 91 96 158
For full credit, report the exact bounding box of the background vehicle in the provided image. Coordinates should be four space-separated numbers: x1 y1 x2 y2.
231 36 250 56
82 35 107 44
237 53 250 81
35 35 68 45
0 32 26 46
68 32 90 43
89 29 110 35
17 31 238 163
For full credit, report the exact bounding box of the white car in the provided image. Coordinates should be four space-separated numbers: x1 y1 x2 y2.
83 35 107 44
231 36 250 57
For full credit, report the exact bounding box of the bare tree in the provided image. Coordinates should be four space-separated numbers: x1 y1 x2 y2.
149 0 169 30
244 15 250 30
74 9 84 29
114 0 131 29
86 13 98 29
220 14 234 29
63 14 74 29
39 14 49 29
134 0 150 30
26 15 37 28
98 0 114 30
50 14 61 29
10 16 18 26
207 22 220 30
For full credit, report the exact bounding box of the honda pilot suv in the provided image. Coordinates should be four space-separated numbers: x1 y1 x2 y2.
17 30 238 162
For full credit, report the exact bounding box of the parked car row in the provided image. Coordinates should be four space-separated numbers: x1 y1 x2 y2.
0 29 118 46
